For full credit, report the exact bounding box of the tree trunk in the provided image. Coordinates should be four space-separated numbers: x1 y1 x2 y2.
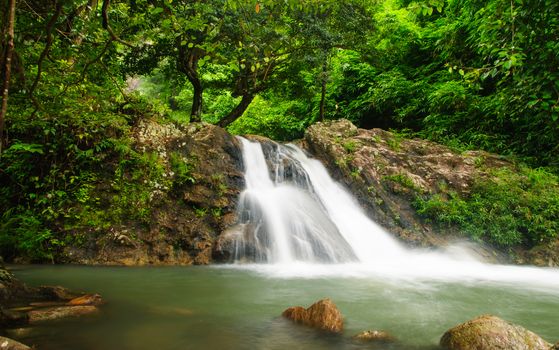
177 43 203 123
0 0 16 154
217 93 255 128
190 79 203 122
318 60 328 122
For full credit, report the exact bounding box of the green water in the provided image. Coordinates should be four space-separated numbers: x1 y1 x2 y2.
8 265 559 350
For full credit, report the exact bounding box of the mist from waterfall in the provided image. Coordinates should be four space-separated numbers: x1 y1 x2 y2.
230 137 559 292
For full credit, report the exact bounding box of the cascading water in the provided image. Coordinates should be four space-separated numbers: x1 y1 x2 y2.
231 137 559 291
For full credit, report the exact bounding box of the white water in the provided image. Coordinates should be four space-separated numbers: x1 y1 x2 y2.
231 138 559 292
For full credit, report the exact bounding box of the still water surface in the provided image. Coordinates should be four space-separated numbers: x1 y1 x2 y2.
11 264 559 350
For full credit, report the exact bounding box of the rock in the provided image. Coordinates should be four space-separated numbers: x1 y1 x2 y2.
353 330 395 343
67 293 104 306
550 342 559 350
302 119 511 262
282 298 344 333
28 306 99 323
440 315 551 350
0 308 28 328
60 120 244 266
36 285 80 301
4 328 33 339
0 336 31 350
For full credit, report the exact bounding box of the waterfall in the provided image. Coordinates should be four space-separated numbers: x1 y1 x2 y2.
233 137 404 264
230 137 559 290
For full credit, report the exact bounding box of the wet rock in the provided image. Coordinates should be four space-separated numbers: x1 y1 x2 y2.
0 336 31 350
282 298 343 333
353 330 395 343
0 308 28 328
28 306 99 323
67 293 104 306
4 328 33 339
440 315 551 350
36 285 80 301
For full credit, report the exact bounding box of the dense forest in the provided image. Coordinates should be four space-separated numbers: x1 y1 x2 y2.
1 0 558 262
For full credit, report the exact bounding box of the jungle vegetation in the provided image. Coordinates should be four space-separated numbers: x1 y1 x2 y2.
1 0 558 261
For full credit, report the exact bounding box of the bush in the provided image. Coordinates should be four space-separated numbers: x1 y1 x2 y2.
415 167 559 248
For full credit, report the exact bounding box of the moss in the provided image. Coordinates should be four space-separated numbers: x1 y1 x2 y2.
383 173 422 193
414 166 559 248
342 140 357 153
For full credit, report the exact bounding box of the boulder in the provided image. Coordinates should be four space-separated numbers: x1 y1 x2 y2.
28 306 99 323
353 330 395 343
0 337 31 350
440 315 551 350
550 342 559 350
282 298 343 333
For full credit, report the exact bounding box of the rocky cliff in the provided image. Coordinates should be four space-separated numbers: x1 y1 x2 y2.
62 121 244 265
50 118 557 266
303 119 558 266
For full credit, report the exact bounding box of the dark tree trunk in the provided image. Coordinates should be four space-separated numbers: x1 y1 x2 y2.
217 93 255 128
190 79 203 122
177 40 203 123
0 0 16 154
318 60 328 122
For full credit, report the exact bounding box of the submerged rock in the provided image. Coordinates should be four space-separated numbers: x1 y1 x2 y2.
282 298 343 333
353 329 395 343
28 305 99 323
440 315 551 350
0 308 28 328
0 336 31 350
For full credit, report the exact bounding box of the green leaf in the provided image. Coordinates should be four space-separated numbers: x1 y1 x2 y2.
8 143 44 155
152 7 164 15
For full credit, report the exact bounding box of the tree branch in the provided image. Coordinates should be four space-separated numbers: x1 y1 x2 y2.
29 1 63 112
101 0 133 48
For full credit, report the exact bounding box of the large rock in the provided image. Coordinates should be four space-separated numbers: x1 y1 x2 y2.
282 298 344 333
61 121 244 265
303 120 515 261
0 336 31 350
440 315 551 350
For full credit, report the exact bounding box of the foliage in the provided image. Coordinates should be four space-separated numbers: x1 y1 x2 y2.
1 0 558 261
227 95 310 141
415 167 559 248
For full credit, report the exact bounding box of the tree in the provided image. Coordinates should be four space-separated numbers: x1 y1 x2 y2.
124 0 226 122
0 0 16 153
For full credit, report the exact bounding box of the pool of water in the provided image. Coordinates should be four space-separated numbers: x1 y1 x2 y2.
9 264 559 349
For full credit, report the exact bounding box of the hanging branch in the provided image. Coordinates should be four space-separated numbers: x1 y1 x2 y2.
99 60 129 103
28 1 63 112
0 0 16 153
101 0 133 47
